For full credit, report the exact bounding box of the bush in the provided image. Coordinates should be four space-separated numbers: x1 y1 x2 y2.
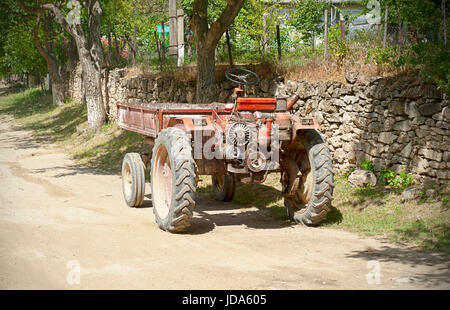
367 43 449 97
328 25 349 65
380 167 414 189
407 43 450 98
361 159 374 172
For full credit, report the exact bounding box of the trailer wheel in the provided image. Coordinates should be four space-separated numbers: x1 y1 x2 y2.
282 130 334 226
212 174 235 202
151 128 196 232
121 153 146 207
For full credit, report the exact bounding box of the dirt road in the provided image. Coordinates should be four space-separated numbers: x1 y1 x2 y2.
0 114 448 290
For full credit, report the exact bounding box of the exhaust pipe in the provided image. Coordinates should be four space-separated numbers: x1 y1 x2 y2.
286 94 300 111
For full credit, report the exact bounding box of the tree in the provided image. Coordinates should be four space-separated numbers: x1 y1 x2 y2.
233 0 284 59
101 0 168 67
0 1 47 82
290 0 328 48
31 13 72 106
18 0 106 131
190 0 246 103
381 0 443 43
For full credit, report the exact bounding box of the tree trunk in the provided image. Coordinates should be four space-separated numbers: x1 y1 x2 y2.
339 12 346 41
80 52 105 130
51 78 66 106
32 15 66 106
186 18 192 58
225 29 233 67
192 0 245 103
196 48 217 103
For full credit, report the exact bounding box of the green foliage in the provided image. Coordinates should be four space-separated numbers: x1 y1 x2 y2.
328 24 349 64
408 43 450 98
380 167 414 189
0 5 47 77
101 0 168 66
398 168 414 188
289 0 328 45
384 0 443 36
343 167 356 179
367 46 402 65
361 159 375 172
102 120 115 132
380 167 396 184
233 0 285 59
367 42 449 97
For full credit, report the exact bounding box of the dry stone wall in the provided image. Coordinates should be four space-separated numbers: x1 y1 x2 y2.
100 68 449 183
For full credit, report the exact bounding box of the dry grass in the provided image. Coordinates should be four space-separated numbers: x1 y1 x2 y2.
282 57 346 83
123 58 407 87
123 61 289 84
281 54 408 84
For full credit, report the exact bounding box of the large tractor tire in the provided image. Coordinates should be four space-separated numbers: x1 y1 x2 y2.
212 174 235 202
122 152 146 207
282 130 334 226
150 128 196 232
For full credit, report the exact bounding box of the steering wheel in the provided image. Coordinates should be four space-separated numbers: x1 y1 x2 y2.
225 67 260 86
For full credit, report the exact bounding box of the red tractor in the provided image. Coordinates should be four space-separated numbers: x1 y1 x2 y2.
118 68 334 232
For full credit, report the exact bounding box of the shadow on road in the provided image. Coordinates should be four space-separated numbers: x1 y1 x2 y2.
346 245 450 287
138 190 293 235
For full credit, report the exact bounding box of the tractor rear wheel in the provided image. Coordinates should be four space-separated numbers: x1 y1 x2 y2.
151 128 196 232
282 130 334 226
212 174 235 202
121 152 146 207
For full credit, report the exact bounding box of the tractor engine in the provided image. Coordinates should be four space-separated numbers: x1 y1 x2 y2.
222 112 280 181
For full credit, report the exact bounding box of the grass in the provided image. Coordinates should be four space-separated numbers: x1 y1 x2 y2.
323 175 450 253
1 86 449 253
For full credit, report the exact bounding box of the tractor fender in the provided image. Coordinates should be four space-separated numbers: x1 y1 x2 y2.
290 115 322 141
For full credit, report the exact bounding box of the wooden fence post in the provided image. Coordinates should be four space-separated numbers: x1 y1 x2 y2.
161 21 166 62
133 26 137 66
397 9 402 45
169 0 178 56
225 29 233 67
177 9 185 67
276 25 281 61
155 30 162 70
324 7 328 58
383 6 388 48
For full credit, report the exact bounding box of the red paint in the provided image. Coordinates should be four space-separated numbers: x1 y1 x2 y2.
266 118 272 137
236 97 276 112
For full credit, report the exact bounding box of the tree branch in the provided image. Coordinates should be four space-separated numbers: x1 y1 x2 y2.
1 2 35 19
207 0 245 47
192 0 245 49
18 0 73 36
32 16 54 66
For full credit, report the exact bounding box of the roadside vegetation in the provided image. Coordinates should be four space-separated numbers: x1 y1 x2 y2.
1 86 448 253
